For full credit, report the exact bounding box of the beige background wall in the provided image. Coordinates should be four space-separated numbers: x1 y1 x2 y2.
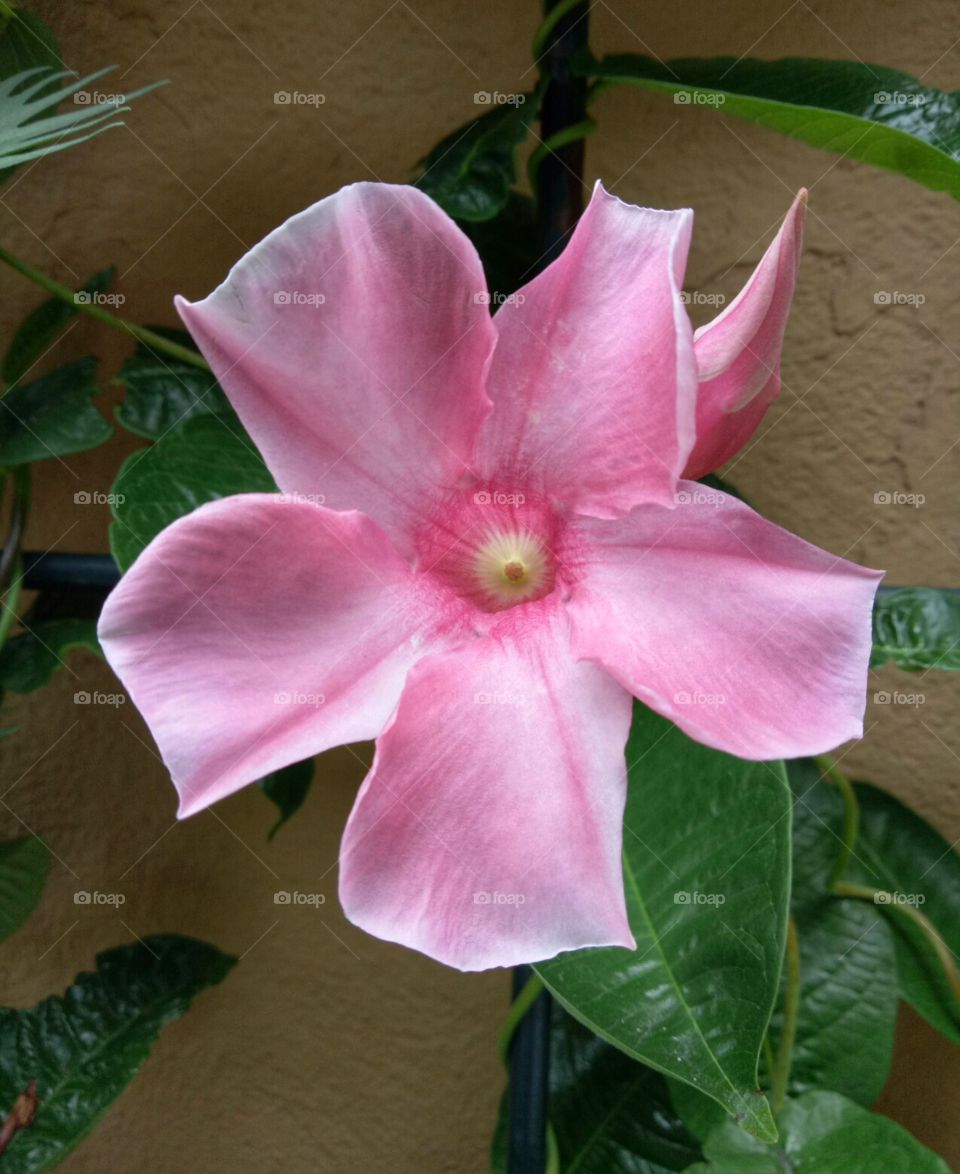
0 0 956 1169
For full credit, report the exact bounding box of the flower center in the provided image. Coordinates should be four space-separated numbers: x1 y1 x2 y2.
470 527 551 609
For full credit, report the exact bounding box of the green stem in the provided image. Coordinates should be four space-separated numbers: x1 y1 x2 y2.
816 755 860 888
0 245 211 372
497 972 544 1065
527 118 597 190
770 916 799 1116
532 0 588 60
762 1032 776 1087
834 881 960 1006
0 551 23 646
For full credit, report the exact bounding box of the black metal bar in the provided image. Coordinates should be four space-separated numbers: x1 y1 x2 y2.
22 552 119 591
506 966 552 1174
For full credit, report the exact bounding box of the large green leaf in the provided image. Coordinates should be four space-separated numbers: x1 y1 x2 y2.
416 93 538 221
0 357 111 464
2 268 114 387
0 8 58 84
257 759 314 840
460 191 540 296
492 1004 703 1174
871 587 960 671
0 935 235 1172
581 54 960 201
850 782 960 1043
780 760 896 1106
0 618 101 694
685 1090 950 1172
0 836 47 942
115 331 234 440
537 704 791 1143
109 414 276 573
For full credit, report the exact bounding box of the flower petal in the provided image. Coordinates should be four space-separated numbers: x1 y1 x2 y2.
475 181 696 516
175 183 496 553
98 494 437 817
339 622 635 971
684 191 806 479
568 482 883 760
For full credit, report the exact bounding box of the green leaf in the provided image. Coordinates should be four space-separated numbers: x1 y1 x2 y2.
686 1090 950 1172
851 782 960 1043
0 618 101 693
2 268 114 386
0 65 163 171
0 935 235 1172
115 333 234 440
581 54 960 202
0 357 111 465
416 93 538 221
492 1005 702 1174
780 760 897 1106
0 836 48 942
459 191 540 296
871 587 960 671
258 759 314 840
0 9 59 82
110 414 276 573
537 704 791 1144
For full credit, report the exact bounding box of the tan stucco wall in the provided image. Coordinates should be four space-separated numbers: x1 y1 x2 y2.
0 0 957 1170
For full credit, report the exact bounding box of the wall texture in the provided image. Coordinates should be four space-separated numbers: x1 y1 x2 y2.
0 0 956 1169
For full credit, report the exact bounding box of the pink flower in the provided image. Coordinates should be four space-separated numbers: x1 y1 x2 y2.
99 182 882 971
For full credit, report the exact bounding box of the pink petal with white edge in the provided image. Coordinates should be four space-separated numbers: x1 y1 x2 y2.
175 183 496 554
98 494 439 817
339 622 636 971
684 191 806 479
475 181 697 516
568 482 882 760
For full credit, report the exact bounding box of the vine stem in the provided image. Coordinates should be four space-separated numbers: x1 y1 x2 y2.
769 915 800 1116
0 245 211 372
834 881 960 1005
815 755 860 888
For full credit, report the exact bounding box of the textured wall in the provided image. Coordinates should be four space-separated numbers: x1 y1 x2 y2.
0 0 956 1169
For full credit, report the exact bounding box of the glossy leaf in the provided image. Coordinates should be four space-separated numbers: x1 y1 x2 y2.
2 268 115 387
492 1004 702 1174
537 704 791 1144
0 836 48 942
0 8 59 81
0 935 234 1172
851 782 960 1043
258 759 314 840
109 414 276 573
581 54 960 201
685 1090 950 1172
780 760 896 1106
0 357 111 465
0 618 101 693
871 587 960 671
416 94 538 221
115 330 234 440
